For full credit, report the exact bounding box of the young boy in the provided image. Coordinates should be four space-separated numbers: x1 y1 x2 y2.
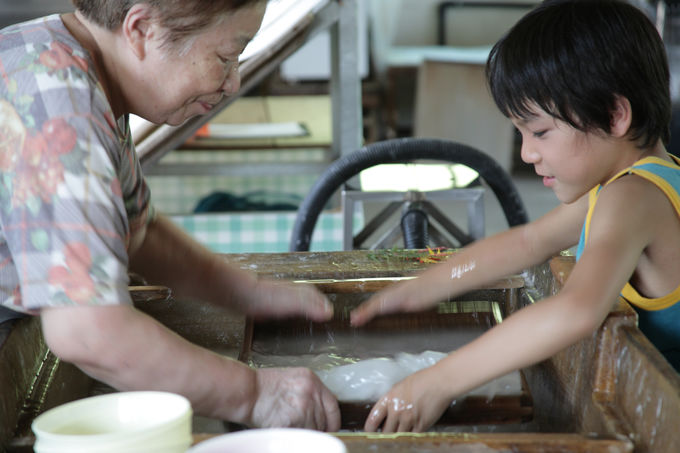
350 0 680 433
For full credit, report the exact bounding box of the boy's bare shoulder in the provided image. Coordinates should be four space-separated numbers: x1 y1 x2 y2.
594 173 678 236
596 169 680 297
602 172 672 206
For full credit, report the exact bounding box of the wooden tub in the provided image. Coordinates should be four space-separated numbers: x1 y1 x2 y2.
1 251 679 452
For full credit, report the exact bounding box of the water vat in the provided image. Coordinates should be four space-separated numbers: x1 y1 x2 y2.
2 251 679 452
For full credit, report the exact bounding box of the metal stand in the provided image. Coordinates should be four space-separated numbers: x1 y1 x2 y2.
341 187 485 250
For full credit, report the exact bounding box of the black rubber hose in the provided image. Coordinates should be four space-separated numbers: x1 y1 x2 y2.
290 138 529 251
401 208 429 249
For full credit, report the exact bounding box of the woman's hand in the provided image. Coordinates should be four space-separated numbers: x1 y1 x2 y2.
363 366 451 433
251 367 341 431
246 279 333 322
129 216 333 322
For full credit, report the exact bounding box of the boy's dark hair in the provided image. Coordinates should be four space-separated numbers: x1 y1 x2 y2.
486 0 670 148
71 0 261 47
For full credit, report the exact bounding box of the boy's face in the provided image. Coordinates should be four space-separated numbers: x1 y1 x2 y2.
511 107 624 204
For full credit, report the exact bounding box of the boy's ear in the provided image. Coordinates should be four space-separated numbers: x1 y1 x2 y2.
610 95 633 138
122 3 156 60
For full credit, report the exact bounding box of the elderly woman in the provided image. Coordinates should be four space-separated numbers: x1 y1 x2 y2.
0 0 340 431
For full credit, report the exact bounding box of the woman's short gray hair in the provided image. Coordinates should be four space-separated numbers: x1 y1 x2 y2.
72 0 262 48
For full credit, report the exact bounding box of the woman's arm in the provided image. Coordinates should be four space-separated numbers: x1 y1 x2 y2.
41 304 340 430
128 214 332 321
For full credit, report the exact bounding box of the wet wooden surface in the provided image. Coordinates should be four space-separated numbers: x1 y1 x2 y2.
333 432 633 452
241 293 530 430
1 317 93 451
4 252 680 453
334 393 533 431
218 250 524 289
527 256 680 453
191 432 632 452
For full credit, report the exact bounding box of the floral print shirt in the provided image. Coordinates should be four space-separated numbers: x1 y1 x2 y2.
0 15 153 314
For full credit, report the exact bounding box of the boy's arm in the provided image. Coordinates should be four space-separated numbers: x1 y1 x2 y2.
415 178 654 402
365 177 661 432
351 196 588 326
128 214 332 321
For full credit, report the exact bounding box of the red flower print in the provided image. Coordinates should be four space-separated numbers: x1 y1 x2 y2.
39 41 88 73
37 154 66 202
13 130 65 206
42 118 77 154
103 111 116 131
111 178 123 197
48 242 97 304
21 131 47 166
0 100 26 171
12 285 22 307
12 174 35 206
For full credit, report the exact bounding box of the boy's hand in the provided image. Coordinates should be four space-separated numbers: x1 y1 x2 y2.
247 279 333 322
350 281 429 326
251 367 341 431
363 366 450 433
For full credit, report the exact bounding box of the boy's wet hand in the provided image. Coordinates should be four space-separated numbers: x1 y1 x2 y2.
363 368 449 433
349 294 389 326
350 286 417 326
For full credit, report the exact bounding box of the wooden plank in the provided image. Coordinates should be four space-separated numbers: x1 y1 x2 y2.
4 252 677 453
128 285 172 302
178 96 331 150
336 432 633 453
297 276 523 293
191 432 632 453
220 250 524 288
240 280 530 430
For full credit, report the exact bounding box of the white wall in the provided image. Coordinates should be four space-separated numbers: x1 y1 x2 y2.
279 0 369 81
0 0 74 28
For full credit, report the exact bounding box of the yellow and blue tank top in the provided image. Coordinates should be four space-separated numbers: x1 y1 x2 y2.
576 155 680 372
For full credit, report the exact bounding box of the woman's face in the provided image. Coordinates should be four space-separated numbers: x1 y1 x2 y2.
137 3 265 125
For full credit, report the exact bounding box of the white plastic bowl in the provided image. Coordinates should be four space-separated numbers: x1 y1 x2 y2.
188 428 347 453
32 391 192 453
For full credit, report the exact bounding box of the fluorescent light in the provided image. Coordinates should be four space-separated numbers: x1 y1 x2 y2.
359 164 478 192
